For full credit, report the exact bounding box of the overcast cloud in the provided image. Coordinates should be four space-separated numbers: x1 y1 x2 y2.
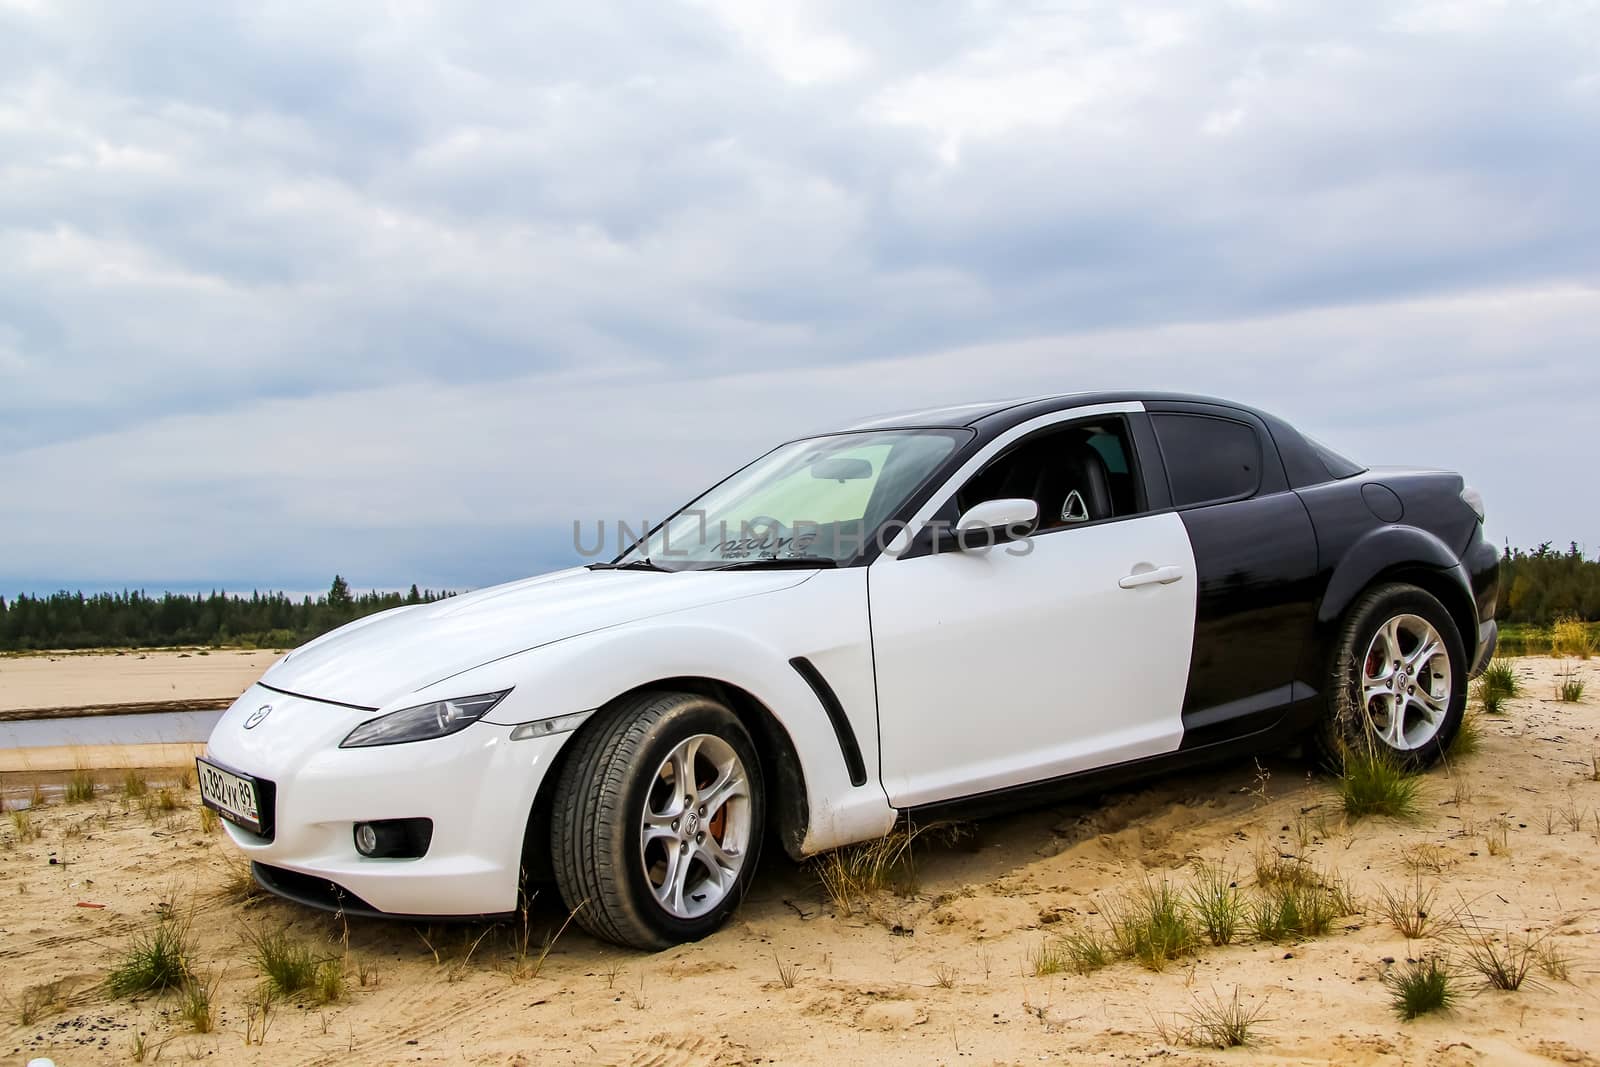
2 0 1597 593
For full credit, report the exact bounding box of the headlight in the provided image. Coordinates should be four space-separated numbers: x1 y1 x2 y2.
339 691 510 748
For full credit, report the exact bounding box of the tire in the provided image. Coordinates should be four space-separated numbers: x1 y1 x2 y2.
549 690 765 950
1315 582 1467 770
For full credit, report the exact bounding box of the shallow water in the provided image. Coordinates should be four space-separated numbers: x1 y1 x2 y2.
0 709 224 748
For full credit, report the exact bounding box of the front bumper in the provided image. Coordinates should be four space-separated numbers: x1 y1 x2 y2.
206 684 566 917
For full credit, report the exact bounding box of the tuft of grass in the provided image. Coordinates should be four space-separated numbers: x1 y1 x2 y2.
28 782 45 808
1032 924 1114 977
10 808 38 843
1483 814 1511 856
155 787 177 812
198 805 219 834
1336 748 1421 821
1061 924 1114 975
1387 954 1455 1020
107 914 195 997
1254 848 1320 890
243 924 327 999
1401 843 1452 876
65 768 96 804
14 979 67 1025
1536 938 1572 982
1187 862 1245 947
122 770 148 799
1375 881 1450 940
1451 712 1481 757
1551 615 1596 659
810 825 920 917
1457 919 1540 991
1182 986 1266 1049
1029 938 1069 977
180 974 217 1033
931 962 956 989
1251 880 1340 942
217 852 260 904
1480 659 1520 699
1557 663 1585 703
313 960 346 1004
1107 879 1197 971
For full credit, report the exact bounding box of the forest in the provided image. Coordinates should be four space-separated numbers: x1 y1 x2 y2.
0 543 1596 652
0 576 453 652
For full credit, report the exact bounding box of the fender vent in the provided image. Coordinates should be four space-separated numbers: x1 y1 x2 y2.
789 657 868 787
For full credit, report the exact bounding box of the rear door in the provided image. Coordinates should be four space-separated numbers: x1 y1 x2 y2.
1145 403 1320 747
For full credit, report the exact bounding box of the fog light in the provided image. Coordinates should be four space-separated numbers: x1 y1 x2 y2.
351 818 433 859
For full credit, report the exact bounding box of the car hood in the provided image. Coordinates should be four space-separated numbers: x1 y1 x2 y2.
259 567 813 709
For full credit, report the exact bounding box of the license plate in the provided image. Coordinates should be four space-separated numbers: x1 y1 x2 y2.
196 758 262 833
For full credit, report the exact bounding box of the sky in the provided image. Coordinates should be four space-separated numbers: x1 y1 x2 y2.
2 0 1598 595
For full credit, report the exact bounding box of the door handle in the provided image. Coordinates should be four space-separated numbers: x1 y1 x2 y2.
1119 565 1184 589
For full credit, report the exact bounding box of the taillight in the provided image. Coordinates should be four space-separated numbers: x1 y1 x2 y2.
1461 486 1485 523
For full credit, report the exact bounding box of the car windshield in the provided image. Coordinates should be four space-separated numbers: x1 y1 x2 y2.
620 429 967 569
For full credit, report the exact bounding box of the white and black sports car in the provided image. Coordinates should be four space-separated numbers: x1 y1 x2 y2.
200 393 1499 948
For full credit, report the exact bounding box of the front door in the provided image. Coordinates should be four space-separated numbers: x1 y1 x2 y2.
868 409 1197 808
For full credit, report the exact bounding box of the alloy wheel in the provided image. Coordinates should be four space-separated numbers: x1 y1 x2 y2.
639 733 753 920
1361 613 1453 751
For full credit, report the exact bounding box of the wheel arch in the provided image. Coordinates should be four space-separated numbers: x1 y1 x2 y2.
521 674 815 888
1313 525 1480 674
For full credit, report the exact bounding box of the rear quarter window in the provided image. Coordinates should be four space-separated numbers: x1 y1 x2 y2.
1152 414 1262 507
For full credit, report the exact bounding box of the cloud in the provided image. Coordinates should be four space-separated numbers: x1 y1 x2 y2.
1 0 1596 589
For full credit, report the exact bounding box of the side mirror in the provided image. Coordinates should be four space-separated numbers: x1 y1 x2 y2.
949 497 1038 551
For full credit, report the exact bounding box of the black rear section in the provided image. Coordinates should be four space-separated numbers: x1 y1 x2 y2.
1141 397 1497 748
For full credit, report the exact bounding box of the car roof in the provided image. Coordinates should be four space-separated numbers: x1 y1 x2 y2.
839 391 1269 433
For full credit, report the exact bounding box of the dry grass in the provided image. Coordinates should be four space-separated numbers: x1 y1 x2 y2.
198 805 219 834
1152 987 1267 1049
1551 615 1596 659
11 979 68 1025
180 973 218 1033
121 770 148 799
1557 662 1585 702
65 768 97 803
1455 912 1543 991
811 825 920 917
9 809 38 843
1452 712 1482 756
1374 881 1452 939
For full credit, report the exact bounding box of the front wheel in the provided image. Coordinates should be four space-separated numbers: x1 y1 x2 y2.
1318 582 1467 770
549 691 765 950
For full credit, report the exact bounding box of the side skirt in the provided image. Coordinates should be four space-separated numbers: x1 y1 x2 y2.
905 710 1317 826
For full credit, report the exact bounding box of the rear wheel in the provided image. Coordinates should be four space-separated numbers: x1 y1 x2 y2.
549 690 765 950
1318 582 1467 769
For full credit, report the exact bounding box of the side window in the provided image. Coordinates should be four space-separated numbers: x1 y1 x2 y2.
1152 414 1261 507
955 417 1145 531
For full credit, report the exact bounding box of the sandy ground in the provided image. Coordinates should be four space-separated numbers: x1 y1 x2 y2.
0 649 276 713
1 656 1597 1066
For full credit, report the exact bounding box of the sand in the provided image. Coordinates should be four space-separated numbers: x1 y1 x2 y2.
1 656 1597 1065
0 649 276 714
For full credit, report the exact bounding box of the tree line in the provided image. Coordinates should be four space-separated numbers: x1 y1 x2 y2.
0 545 1594 652
1497 542 1600 625
0 576 454 652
